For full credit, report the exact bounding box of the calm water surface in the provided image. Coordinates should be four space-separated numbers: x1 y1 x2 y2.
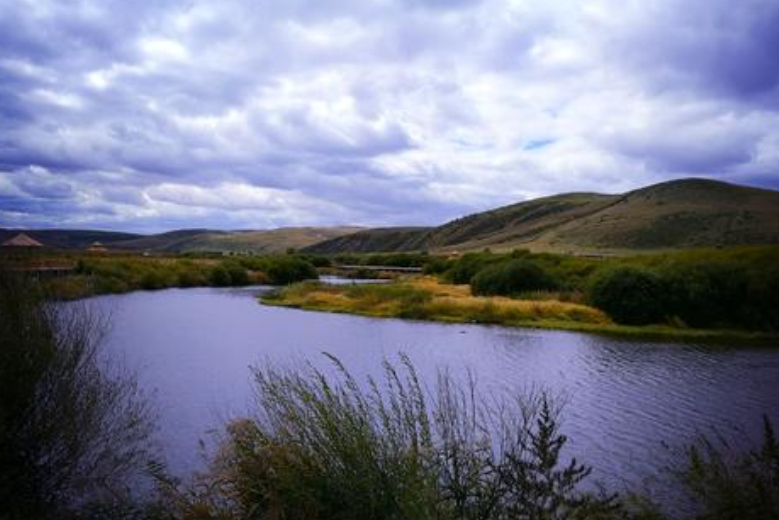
94 286 779 502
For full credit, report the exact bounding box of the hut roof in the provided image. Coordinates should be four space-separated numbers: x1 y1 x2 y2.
2 233 43 247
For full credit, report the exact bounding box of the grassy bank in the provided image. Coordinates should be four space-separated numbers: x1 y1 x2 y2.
262 276 774 342
0 252 321 299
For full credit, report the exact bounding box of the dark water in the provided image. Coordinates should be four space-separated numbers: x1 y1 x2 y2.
94 285 779 503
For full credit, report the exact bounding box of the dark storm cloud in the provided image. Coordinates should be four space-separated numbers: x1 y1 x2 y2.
1 0 778 231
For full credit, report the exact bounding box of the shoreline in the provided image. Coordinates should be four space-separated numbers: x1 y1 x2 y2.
261 278 779 346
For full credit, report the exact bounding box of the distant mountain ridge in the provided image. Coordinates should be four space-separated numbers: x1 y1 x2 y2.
0 227 362 253
0 228 142 249
4 179 778 255
303 178 779 254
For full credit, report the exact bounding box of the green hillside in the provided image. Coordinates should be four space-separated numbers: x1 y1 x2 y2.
113 227 363 253
425 192 618 251
0 227 362 254
303 227 432 254
536 178 779 251
304 178 779 254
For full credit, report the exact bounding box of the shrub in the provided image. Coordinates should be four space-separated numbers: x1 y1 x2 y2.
140 269 169 290
305 255 332 268
177 268 207 288
422 257 452 275
471 259 557 297
265 257 318 285
209 266 232 287
663 261 756 329
673 416 779 520
0 270 155 518
185 355 620 520
445 253 498 284
223 261 250 286
589 267 666 325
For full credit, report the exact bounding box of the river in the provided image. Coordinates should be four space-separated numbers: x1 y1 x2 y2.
93 285 779 506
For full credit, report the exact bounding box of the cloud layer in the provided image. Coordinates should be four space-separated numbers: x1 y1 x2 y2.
1 0 778 231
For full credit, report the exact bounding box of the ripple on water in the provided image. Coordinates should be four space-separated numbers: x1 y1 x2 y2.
87 286 779 510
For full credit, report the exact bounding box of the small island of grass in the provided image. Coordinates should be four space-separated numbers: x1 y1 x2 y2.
260 276 775 343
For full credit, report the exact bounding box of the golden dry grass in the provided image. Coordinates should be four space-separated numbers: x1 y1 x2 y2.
265 276 611 328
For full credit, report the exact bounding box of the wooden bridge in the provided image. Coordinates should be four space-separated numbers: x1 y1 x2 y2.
336 264 423 273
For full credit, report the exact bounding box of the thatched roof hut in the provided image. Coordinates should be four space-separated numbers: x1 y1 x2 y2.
2 233 43 248
87 241 108 252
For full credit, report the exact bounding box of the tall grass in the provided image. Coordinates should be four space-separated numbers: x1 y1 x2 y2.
170 355 622 520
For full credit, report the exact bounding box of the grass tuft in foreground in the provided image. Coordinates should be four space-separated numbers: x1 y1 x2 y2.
165 355 626 520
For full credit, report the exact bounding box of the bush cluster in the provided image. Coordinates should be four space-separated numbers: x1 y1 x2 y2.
71 254 322 295
471 259 557 297
589 267 666 325
588 260 779 328
436 247 779 330
264 256 319 285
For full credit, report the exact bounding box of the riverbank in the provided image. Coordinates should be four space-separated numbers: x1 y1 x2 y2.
262 276 779 343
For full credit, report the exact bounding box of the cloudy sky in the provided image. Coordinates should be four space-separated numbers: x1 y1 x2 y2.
1 0 778 232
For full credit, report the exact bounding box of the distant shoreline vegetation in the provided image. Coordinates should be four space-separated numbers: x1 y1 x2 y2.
6 253 324 299
263 246 779 343
3 245 778 341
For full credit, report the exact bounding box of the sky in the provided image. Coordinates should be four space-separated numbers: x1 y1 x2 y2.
1 0 779 233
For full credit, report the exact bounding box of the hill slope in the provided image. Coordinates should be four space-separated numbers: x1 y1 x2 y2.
0 227 362 253
534 179 779 250
304 178 779 254
112 227 364 253
303 227 432 254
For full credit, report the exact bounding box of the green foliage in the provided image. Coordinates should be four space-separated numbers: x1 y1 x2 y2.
673 416 779 520
445 252 500 284
344 282 433 309
183 355 620 520
265 256 318 285
222 261 250 286
659 260 779 331
363 252 430 267
589 267 666 325
0 271 155 518
470 259 557 297
140 269 170 290
209 266 232 287
422 256 453 275
303 254 332 268
177 268 207 288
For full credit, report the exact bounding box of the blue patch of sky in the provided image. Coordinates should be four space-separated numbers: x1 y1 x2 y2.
523 138 555 151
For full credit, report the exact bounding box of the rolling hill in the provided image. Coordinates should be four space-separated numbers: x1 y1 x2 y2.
0 227 362 254
302 227 432 254
5 179 778 255
111 227 364 253
303 178 779 254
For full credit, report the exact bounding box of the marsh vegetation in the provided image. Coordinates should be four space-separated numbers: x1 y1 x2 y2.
264 246 779 340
